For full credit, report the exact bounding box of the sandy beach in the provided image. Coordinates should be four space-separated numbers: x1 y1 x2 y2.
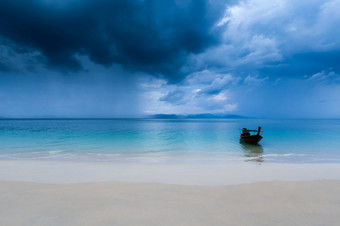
1 0 340 223
1 160 340 225
2 160 340 185
1 180 340 226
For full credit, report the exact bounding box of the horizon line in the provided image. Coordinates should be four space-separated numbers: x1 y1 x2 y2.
1 116 340 120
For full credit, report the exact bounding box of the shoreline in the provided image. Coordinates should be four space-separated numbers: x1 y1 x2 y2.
1 179 340 225
1 159 340 185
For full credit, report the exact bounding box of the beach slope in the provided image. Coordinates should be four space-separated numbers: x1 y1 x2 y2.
1 180 340 226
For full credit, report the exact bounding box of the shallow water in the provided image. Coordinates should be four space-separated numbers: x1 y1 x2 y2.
1 118 340 163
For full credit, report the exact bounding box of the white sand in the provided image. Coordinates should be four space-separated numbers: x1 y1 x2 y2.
1 160 340 225
1 160 340 185
1 180 340 226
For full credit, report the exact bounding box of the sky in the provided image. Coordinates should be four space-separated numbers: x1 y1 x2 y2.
0 0 340 118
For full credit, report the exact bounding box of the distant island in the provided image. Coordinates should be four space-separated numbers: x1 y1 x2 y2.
150 114 249 119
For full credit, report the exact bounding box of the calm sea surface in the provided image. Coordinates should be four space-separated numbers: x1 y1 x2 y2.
1 119 340 163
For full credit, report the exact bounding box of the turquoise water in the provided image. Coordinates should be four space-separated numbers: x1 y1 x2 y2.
1 119 340 163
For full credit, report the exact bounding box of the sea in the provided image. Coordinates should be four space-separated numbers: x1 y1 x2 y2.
1 118 340 164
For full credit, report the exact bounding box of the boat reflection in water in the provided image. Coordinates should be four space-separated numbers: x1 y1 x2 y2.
240 140 264 163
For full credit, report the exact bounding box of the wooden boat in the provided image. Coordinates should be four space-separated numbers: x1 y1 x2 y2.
240 126 263 145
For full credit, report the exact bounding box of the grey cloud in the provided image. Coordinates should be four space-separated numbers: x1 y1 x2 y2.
243 75 268 87
307 70 340 85
159 89 186 105
185 0 340 81
199 74 234 95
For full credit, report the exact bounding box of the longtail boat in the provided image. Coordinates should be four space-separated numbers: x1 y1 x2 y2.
240 126 263 145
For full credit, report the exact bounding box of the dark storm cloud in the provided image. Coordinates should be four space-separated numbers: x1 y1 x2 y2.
0 0 225 80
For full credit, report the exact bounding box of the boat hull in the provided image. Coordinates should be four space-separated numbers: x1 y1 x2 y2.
240 134 262 145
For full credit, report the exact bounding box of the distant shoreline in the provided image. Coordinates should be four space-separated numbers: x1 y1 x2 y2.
150 113 250 119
